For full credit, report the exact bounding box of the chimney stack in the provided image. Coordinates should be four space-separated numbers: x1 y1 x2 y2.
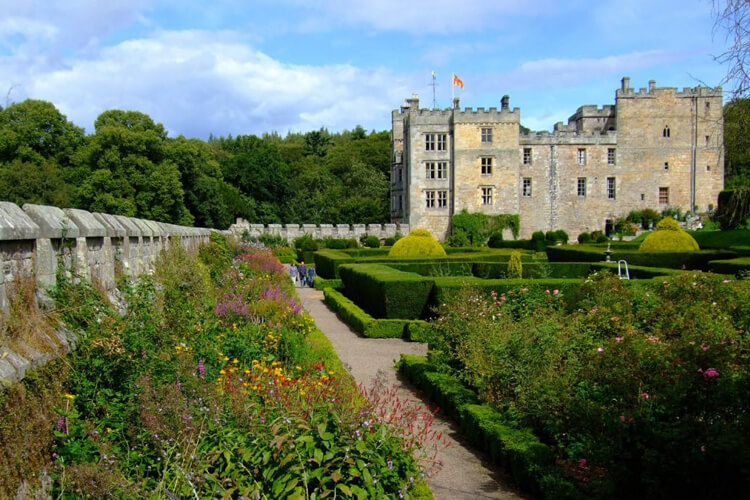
501 95 510 111
453 97 460 109
648 80 656 92
406 93 420 110
621 76 630 91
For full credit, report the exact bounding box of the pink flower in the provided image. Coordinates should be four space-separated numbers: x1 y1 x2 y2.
615 337 624 342
597 347 604 353
702 344 710 352
703 368 720 379
701 445 706 453
647 336 659 343
723 279 731 284
619 415 626 422
689 341 696 346
521 288 528 293
642 392 650 400
579 458 587 468
553 289 559 295
611 316 620 322
545 289 550 294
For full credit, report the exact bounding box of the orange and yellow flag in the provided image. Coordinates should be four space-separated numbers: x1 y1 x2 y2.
453 74 464 89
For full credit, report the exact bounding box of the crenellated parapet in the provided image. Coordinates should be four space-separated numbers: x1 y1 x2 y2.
229 219 410 242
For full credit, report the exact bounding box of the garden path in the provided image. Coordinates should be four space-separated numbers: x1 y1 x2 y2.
297 286 527 500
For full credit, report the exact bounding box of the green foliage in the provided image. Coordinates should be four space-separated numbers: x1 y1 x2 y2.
449 210 520 246
688 228 750 249
547 245 734 270
724 98 750 188
361 235 381 248
294 233 319 252
531 231 546 251
428 273 750 497
554 230 569 244
323 288 416 338
389 229 447 258
626 208 661 229
384 232 403 247
338 264 435 319
708 256 750 276
639 219 700 252
578 232 592 243
715 188 750 229
507 251 523 279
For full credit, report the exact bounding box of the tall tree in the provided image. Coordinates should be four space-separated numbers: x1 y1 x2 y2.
724 98 750 187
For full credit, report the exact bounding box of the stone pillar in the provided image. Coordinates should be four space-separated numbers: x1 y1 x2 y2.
23 203 81 287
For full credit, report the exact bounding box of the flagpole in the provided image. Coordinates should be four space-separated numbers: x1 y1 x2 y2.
451 73 454 102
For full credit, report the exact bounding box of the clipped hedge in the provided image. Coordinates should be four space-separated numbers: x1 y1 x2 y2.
386 261 474 277
688 229 750 249
546 245 737 270
389 229 447 258
708 257 750 276
398 355 580 499
323 288 424 339
432 277 583 305
313 276 342 290
313 249 355 278
339 264 434 319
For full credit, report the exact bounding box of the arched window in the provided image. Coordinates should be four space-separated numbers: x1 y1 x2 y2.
663 125 670 138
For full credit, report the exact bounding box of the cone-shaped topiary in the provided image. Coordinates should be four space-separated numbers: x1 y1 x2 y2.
388 229 447 258
507 250 523 278
639 218 700 252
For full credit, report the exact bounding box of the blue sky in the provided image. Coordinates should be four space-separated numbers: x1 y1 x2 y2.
0 0 731 138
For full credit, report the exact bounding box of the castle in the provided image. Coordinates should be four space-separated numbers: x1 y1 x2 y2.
390 77 724 240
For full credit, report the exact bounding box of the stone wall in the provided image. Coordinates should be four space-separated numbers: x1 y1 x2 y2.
0 201 213 388
229 219 411 241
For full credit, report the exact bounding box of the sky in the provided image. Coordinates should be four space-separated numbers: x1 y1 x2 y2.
0 0 732 138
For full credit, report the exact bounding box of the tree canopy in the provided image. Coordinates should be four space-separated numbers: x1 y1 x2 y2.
0 99 391 228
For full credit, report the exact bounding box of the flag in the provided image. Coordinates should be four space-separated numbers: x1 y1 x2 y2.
453 73 464 89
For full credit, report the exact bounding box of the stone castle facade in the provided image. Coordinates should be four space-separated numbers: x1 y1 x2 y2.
390 77 724 240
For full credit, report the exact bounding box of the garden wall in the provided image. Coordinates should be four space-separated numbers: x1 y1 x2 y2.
0 201 214 388
229 218 410 241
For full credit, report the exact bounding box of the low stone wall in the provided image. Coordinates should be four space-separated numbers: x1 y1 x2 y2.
0 201 214 388
229 219 411 242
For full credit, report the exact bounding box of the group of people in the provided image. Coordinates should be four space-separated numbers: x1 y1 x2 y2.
289 261 316 287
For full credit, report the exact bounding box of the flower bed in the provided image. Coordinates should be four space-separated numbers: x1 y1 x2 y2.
3 235 437 498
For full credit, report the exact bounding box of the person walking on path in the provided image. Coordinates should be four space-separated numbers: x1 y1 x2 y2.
289 263 299 285
298 261 307 287
307 265 316 288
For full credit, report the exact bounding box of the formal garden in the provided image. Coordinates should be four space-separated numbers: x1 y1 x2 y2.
297 210 750 499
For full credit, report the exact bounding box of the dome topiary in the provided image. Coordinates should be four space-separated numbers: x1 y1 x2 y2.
388 229 447 258
639 218 699 252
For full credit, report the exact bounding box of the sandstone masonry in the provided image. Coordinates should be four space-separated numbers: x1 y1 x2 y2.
391 77 724 239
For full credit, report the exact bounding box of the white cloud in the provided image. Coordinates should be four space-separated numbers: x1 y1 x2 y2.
496 50 686 89
2 30 410 137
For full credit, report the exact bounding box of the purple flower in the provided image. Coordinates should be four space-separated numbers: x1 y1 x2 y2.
703 367 720 379
198 359 205 379
56 416 66 433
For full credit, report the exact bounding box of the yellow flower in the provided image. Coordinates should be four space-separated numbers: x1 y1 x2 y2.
232 358 239 364
223 356 229 361
106 427 112 433
63 393 75 400
295 365 302 370
219 369 226 375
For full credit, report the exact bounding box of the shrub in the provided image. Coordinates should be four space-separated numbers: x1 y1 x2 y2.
361 235 381 248
714 188 750 229
639 218 699 252
487 232 504 248
450 210 520 246
531 231 546 251
577 232 592 244
627 208 661 229
258 233 289 247
294 234 319 252
388 229 447 258
595 234 609 243
554 230 569 244
507 251 523 278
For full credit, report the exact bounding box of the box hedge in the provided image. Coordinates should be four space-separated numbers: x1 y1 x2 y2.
339 264 435 319
398 355 581 499
323 288 419 338
708 257 750 276
432 277 584 304
312 276 342 290
546 245 737 270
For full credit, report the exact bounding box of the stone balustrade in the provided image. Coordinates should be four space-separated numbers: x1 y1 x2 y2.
229 219 410 242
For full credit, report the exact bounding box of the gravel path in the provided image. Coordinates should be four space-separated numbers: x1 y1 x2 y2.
296 286 527 500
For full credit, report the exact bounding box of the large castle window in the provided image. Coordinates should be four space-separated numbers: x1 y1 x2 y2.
522 177 532 197
577 148 587 165
607 148 616 165
438 190 447 207
425 134 436 151
481 127 493 144
426 190 435 208
481 157 493 175
607 177 616 199
437 134 447 151
437 161 447 179
663 126 670 138
481 187 493 205
523 148 532 165
659 187 669 204
426 162 436 179
577 177 587 197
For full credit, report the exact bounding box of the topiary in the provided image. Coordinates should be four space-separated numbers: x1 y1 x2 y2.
531 231 546 251
507 251 523 278
362 235 380 248
596 234 609 243
577 232 592 244
639 218 699 252
554 229 569 244
487 231 504 248
388 229 447 258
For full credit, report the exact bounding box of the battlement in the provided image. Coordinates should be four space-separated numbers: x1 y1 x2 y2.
229 220 410 241
520 128 616 145
616 76 722 99
393 94 520 122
